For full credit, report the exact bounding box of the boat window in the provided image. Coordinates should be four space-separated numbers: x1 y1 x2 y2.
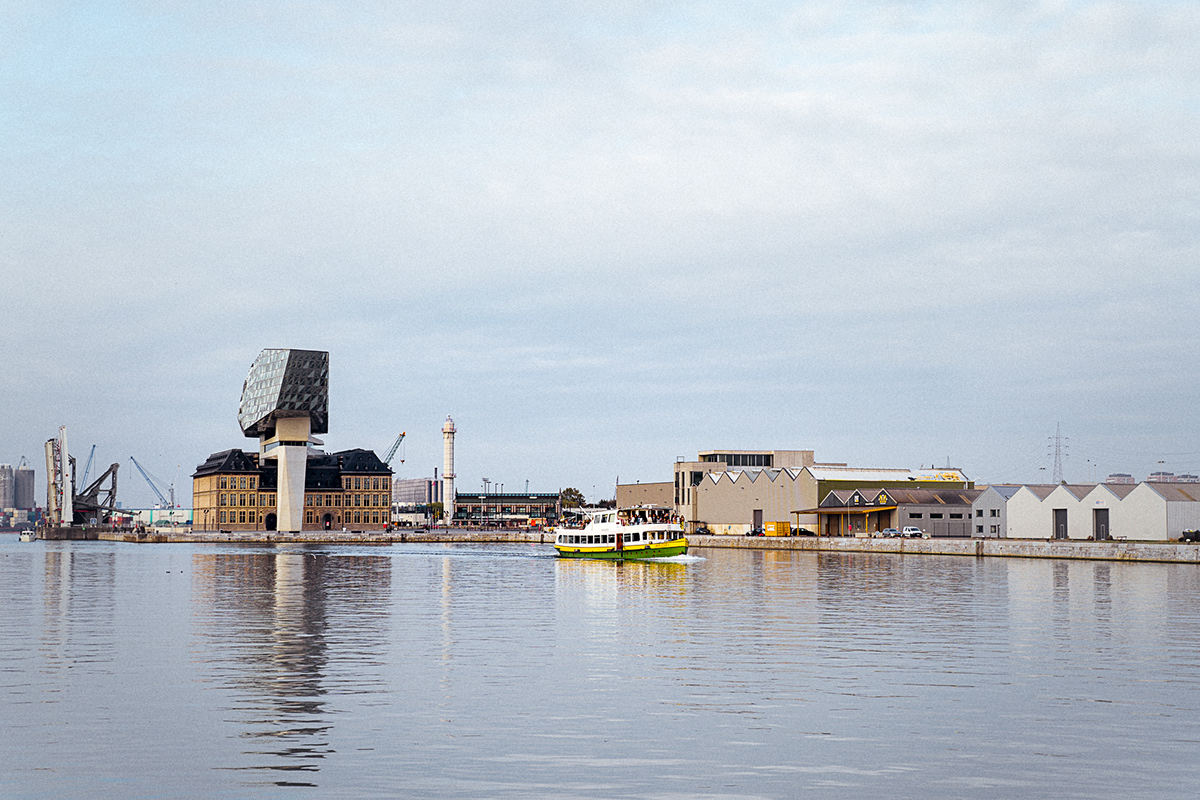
587 535 594 544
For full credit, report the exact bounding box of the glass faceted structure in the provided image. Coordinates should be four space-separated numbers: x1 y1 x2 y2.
237 349 330 438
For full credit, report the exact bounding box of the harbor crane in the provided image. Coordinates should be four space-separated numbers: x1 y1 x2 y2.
382 432 406 466
79 444 97 487
129 456 176 508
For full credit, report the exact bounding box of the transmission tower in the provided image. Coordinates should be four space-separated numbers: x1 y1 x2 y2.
1049 423 1068 484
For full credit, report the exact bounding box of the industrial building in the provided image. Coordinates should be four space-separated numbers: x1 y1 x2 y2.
812 486 984 537
618 449 972 535
192 349 392 532
994 481 1200 541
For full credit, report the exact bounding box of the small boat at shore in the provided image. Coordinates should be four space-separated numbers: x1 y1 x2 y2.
19 529 35 542
554 505 688 560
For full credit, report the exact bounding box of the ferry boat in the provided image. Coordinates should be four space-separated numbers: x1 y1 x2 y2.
554 505 688 560
19 529 35 542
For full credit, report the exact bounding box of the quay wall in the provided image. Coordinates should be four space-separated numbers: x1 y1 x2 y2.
688 535 1200 564
35 527 1200 563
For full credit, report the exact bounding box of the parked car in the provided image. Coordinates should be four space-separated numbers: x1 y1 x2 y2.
902 526 925 538
746 527 765 536
793 528 817 537
1180 529 1200 542
879 528 900 538
695 525 712 536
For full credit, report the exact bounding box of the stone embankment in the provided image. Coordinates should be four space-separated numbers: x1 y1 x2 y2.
688 534 1200 564
34 527 1200 563
92 528 552 545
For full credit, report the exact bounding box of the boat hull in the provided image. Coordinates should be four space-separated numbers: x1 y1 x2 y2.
554 539 688 560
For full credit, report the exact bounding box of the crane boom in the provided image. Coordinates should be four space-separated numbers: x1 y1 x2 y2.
80 445 97 487
129 456 171 507
382 432 406 465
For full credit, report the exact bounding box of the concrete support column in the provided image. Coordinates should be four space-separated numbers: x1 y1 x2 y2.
265 417 310 533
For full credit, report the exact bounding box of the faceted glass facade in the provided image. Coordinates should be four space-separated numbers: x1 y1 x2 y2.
237 349 330 437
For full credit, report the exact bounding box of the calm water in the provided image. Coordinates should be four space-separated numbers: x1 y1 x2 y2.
3 538 1200 799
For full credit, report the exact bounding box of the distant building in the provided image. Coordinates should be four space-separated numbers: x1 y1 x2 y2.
14 466 34 509
1106 473 1135 485
1149 471 1177 483
453 492 560 527
0 464 12 508
626 448 971 535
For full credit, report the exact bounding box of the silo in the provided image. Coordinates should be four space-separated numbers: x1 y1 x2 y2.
14 467 35 510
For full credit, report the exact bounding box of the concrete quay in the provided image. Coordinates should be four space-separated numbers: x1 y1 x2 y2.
688 534 1200 564
92 527 552 545
35 527 1200 563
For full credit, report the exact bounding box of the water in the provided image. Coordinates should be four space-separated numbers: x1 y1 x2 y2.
3 538 1200 799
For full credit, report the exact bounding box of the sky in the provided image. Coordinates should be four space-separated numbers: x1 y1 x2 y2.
3 1 1198 508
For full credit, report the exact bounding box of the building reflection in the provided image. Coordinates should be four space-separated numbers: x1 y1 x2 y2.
191 546 391 787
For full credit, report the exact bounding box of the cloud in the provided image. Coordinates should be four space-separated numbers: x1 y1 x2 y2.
3 1 1198 503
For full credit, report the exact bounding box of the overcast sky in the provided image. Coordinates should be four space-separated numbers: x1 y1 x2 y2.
3 1 1198 507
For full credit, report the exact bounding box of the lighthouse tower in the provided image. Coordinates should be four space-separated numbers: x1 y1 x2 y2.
441 416 456 524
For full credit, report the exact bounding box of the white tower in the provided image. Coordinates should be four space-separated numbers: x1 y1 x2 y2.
442 416 456 525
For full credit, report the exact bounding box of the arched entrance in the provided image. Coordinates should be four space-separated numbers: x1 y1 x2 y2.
265 513 277 531
323 513 332 530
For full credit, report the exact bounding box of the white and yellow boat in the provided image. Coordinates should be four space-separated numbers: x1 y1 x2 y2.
554 505 688 560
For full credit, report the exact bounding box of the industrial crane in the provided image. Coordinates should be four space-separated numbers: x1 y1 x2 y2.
79 445 97 487
129 456 176 508
382 432 406 466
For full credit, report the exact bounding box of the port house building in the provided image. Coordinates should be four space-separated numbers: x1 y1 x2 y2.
192 448 392 532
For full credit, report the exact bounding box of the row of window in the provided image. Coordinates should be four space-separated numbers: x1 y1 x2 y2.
975 509 1001 517
306 493 386 507
214 475 390 492
217 510 384 525
558 530 683 545
220 476 257 490
216 492 385 507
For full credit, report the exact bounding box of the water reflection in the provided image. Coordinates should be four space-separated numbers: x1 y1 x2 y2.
40 546 117 673
191 546 391 787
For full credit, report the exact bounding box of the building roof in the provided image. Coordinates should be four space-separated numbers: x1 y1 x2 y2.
334 449 392 474
1142 483 1200 502
192 449 259 478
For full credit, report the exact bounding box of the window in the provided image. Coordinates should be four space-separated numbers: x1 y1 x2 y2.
990 509 999 517
950 513 963 519
977 525 983 534
909 513 923 519
238 511 246 523
239 494 246 506
976 509 983 517
991 525 999 534
219 494 226 506
219 511 226 524
930 513 943 519
249 477 256 490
